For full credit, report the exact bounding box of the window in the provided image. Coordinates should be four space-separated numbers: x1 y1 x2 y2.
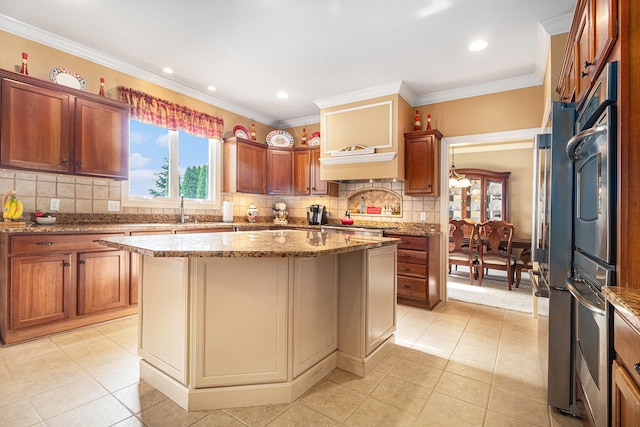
123 120 221 209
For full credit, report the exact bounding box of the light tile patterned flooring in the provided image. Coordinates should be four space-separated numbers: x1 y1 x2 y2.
0 301 584 427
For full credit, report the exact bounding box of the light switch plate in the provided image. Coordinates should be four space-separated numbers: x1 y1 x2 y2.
108 200 120 212
420 212 427 221
50 198 60 211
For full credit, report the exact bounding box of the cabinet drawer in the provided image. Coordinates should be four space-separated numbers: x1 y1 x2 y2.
397 249 427 264
397 276 427 300
615 311 640 389
397 262 427 278
386 234 427 251
10 233 126 255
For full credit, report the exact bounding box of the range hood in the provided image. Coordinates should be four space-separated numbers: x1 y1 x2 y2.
315 81 414 182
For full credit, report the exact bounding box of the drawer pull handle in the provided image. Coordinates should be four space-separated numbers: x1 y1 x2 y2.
92 239 101 243
634 363 640 376
400 267 410 271
64 262 70 267
36 241 55 246
399 283 410 288
79 260 86 265
399 241 410 245
400 254 411 258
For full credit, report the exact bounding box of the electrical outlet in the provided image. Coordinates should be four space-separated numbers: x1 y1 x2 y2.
50 198 60 211
108 200 120 212
420 212 427 221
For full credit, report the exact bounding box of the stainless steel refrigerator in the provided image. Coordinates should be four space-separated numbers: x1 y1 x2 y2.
532 101 577 415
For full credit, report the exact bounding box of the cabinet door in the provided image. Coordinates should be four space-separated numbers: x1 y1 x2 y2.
366 245 396 355
237 140 267 194
311 148 337 196
74 98 129 179
1 78 71 173
77 250 127 315
574 1 593 105
405 132 440 196
612 360 640 427
293 149 311 196
10 254 72 329
267 148 293 195
592 0 618 73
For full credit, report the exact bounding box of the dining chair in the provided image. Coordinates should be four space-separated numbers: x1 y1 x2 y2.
515 247 532 288
477 220 516 290
448 219 481 284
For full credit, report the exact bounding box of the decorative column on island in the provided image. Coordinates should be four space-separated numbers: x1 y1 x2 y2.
100 229 399 411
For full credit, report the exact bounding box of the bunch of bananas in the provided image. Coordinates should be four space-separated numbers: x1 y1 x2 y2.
2 190 24 221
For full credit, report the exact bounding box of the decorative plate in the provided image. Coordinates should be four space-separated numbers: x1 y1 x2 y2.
266 130 294 147
308 132 321 146
49 67 87 91
233 125 250 139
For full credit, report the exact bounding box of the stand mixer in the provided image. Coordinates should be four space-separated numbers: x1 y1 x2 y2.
273 202 288 225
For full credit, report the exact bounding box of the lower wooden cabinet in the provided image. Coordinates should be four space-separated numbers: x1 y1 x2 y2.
386 232 441 309
1 232 136 345
612 310 640 426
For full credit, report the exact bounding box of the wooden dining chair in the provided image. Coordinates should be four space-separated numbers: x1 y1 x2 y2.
515 247 532 288
448 219 481 284
477 220 516 290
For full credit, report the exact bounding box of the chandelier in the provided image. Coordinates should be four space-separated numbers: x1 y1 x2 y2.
448 147 471 188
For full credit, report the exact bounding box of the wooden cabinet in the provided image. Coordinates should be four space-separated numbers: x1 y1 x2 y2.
387 232 441 309
612 311 640 426
0 69 130 179
267 147 293 195
294 147 338 197
0 232 136 345
404 130 441 196
448 169 510 222
223 137 267 194
557 0 618 105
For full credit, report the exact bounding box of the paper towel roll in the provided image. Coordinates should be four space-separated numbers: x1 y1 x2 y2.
222 201 233 222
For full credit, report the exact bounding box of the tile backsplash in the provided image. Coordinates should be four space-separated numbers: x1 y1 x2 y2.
0 170 440 225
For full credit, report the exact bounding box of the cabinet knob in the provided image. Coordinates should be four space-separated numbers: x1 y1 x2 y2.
583 60 593 69
581 70 589 79
634 363 640 376
79 260 86 265
76 161 82 166
64 262 70 267
62 159 68 165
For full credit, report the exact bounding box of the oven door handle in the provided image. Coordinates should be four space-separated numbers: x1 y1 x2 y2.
566 125 607 160
566 277 606 315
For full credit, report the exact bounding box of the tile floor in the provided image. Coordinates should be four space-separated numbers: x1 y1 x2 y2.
0 301 584 427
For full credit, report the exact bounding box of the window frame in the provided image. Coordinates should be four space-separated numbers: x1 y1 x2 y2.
122 123 222 210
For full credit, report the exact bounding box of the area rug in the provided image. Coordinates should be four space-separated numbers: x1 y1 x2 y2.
446 269 549 316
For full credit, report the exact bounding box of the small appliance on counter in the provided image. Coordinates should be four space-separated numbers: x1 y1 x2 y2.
273 202 288 225
307 204 327 225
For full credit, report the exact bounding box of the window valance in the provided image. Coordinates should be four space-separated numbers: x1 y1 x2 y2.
118 87 224 139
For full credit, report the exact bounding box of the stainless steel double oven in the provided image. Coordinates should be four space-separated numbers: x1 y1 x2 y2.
565 61 617 427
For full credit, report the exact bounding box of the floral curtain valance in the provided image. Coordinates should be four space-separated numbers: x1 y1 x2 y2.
118 87 224 139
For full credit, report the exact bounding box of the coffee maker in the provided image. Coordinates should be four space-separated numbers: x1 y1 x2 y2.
307 204 327 225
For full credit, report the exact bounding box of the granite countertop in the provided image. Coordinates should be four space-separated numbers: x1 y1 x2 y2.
603 286 640 331
99 229 400 258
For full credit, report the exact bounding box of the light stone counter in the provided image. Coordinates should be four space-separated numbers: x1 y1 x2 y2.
100 229 398 258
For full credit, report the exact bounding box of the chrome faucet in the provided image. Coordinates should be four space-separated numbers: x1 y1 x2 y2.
180 195 185 223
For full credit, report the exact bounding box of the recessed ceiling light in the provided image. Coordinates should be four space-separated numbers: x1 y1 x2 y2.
276 91 289 99
469 40 488 51
207 86 216 91
162 67 174 74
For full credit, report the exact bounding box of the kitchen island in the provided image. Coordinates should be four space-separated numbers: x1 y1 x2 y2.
100 229 399 411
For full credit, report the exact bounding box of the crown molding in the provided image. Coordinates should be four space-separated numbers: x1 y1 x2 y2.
278 114 321 129
540 12 574 36
443 127 539 148
0 14 280 127
314 81 416 109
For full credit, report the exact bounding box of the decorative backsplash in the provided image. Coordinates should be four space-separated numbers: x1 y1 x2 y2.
346 188 402 216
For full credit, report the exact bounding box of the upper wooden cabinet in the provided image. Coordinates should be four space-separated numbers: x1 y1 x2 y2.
294 147 338 197
223 137 267 194
267 147 293 195
404 130 441 196
0 69 130 179
558 0 618 105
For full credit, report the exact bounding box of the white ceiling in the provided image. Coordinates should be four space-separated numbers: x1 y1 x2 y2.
0 0 576 128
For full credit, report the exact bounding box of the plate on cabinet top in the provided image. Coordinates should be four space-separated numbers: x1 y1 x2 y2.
49 67 87 91
233 125 250 139
266 130 294 147
308 132 321 146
